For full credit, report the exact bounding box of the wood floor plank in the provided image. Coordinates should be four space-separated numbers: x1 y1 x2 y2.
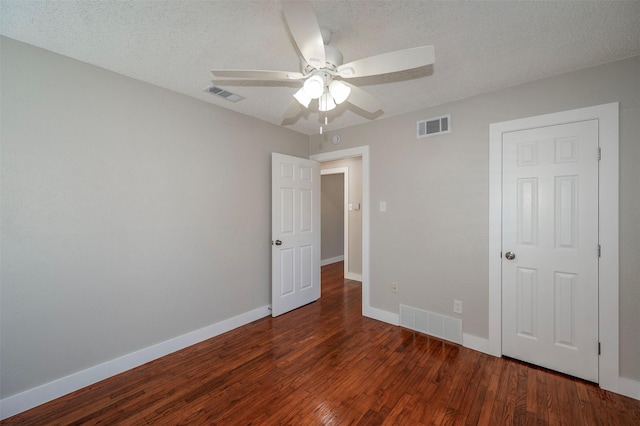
2 261 639 425
477 370 500 425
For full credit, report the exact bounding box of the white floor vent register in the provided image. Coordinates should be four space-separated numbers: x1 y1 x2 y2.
400 304 462 344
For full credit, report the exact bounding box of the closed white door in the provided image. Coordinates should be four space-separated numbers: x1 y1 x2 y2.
271 153 320 317
501 120 599 382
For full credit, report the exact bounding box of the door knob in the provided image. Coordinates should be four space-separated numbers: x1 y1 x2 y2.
505 251 516 260
274 240 282 246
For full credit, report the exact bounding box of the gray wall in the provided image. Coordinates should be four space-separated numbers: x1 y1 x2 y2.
310 56 640 381
0 37 309 398
321 174 344 261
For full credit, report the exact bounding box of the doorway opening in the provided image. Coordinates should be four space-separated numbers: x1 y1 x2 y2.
312 146 380 321
320 168 347 266
320 162 362 282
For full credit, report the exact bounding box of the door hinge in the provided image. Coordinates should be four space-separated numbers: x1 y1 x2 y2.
598 244 601 257
598 147 601 161
598 342 601 355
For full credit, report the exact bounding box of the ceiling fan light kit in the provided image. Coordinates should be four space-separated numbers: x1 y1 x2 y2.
318 92 336 112
303 74 325 99
329 80 350 105
293 87 312 107
210 1 435 132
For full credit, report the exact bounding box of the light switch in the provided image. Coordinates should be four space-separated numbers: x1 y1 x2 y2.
379 201 387 212
348 203 353 211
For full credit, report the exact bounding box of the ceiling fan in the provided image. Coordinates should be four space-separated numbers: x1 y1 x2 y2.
211 1 435 127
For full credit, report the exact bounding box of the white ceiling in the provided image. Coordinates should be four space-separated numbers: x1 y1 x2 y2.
2 1 639 135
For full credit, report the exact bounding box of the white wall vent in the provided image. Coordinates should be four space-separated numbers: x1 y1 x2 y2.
205 86 245 103
400 304 462 344
417 114 451 138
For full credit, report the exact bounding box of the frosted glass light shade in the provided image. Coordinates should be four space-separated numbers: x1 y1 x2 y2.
293 88 312 107
329 80 351 104
318 92 336 112
303 75 324 99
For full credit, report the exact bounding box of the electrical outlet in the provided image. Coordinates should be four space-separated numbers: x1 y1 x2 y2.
392 282 398 293
453 300 463 314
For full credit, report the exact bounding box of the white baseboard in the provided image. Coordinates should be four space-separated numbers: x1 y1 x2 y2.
463 333 491 355
364 306 399 326
0 305 271 420
321 255 344 266
345 272 362 282
619 377 640 400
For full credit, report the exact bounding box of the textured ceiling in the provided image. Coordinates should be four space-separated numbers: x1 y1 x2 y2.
2 0 639 135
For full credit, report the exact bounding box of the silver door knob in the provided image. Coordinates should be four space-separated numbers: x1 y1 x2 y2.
505 251 516 260
274 240 282 246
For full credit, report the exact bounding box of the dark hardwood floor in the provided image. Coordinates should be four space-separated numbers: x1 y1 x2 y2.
3 261 639 425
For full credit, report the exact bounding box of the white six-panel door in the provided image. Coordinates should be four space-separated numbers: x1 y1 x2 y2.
501 120 599 382
271 153 320 317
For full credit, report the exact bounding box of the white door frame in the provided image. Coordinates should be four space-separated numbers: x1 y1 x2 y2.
321 167 350 274
488 102 619 393
311 146 395 324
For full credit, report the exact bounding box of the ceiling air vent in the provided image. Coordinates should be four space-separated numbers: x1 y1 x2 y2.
205 86 244 103
417 114 451 138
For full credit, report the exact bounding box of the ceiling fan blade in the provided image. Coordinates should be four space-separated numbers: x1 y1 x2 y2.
342 82 383 113
211 70 305 80
282 99 302 121
282 1 326 69
337 45 435 78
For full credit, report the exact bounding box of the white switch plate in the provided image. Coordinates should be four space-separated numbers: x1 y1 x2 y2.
379 201 387 212
453 300 463 314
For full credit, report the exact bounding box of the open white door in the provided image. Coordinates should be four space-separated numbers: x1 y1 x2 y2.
271 153 321 317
